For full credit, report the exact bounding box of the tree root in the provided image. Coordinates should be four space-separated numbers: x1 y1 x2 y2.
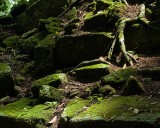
107 3 149 66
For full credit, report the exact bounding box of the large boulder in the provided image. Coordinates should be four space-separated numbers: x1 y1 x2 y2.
72 62 110 81
17 0 68 33
0 63 15 98
55 32 113 66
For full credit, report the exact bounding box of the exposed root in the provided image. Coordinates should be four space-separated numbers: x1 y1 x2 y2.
107 3 149 66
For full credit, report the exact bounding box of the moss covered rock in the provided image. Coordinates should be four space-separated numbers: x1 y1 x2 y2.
74 63 110 81
99 85 116 95
101 68 138 89
55 32 113 66
123 76 145 95
60 96 160 128
38 85 63 101
83 11 110 32
0 98 57 128
38 17 63 33
32 73 68 98
2 35 20 47
0 63 15 98
21 31 47 55
17 0 68 33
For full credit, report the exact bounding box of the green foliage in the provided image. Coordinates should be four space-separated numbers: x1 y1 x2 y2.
0 0 28 16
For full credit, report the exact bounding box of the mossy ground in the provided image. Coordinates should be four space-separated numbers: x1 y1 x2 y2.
61 96 160 128
0 98 57 128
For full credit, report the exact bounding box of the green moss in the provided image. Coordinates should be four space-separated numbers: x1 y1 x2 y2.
76 63 109 70
0 98 57 128
32 73 68 98
20 61 34 74
0 63 11 73
39 85 62 101
36 34 56 47
84 12 94 20
61 98 92 119
101 68 138 89
68 96 160 127
2 35 20 47
22 32 47 53
32 73 68 87
21 28 38 39
123 76 145 95
107 2 124 17
0 98 32 116
99 85 116 95
39 17 63 33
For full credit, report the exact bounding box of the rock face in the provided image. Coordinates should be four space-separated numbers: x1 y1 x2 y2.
17 0 68 33
0 63 15 98
55 32 113 66
0 98 57 128
59 96 160 128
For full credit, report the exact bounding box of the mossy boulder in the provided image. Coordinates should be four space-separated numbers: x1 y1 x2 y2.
38 85 63 101
123 76 145 96
38 17 63 33
99 85 116 95
83 11 110 32
60 96 160 128
0 98 57 128
32 73 68 98
55 32 113 66
101 68 138 89
74 63 110 81
2 35 20 47
17 0 68 33
0 63 15 98
34 34 56 77
21 31 47 55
